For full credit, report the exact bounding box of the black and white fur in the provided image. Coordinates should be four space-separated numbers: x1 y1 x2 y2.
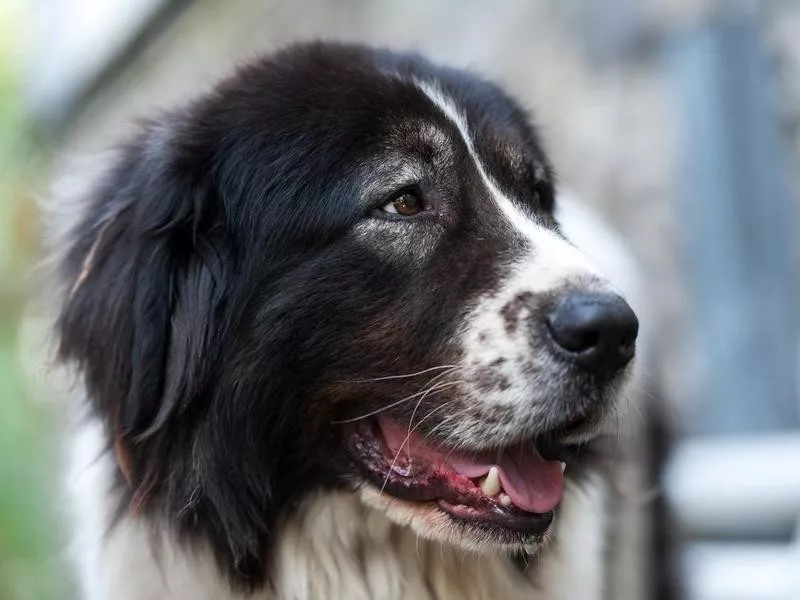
54 42 652 599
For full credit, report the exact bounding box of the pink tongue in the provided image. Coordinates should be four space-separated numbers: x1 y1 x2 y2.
447 444 565 514
377 419 565 514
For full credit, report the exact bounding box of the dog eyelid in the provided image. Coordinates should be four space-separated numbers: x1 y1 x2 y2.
376 187 430 218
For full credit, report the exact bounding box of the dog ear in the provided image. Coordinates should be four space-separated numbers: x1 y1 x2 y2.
58 125 228 491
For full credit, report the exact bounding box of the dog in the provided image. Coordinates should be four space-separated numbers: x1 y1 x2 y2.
54 42 654 599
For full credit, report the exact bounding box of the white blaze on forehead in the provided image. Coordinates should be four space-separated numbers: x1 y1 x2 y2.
413 79 599 282
413 80 511 215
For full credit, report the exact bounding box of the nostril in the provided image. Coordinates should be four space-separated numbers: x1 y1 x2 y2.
577 330 599 353
545 318 599 354
546 292 639 376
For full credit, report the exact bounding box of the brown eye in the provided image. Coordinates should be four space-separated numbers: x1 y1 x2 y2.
382 192 422 216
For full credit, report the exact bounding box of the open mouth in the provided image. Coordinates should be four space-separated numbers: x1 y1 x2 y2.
346 417 569 539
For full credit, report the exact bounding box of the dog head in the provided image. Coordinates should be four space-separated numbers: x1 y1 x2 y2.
57 42 638 587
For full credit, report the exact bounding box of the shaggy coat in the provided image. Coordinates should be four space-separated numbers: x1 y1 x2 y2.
55 42 653 599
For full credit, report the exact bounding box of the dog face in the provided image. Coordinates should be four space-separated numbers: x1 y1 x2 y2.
58 42 638 587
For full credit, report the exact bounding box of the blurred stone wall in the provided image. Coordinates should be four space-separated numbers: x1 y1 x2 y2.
50 0 800 423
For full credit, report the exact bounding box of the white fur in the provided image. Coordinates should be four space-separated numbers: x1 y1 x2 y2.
534 476 610 599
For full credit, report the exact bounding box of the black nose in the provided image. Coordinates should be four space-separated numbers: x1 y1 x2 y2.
546 292 638 378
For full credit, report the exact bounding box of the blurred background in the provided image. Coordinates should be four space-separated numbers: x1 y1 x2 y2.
1 0 799 598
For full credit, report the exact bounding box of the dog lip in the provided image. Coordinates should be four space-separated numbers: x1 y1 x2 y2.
437 499 553 537
344 418 562 536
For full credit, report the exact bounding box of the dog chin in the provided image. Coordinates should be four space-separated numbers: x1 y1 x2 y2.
356 485 547 555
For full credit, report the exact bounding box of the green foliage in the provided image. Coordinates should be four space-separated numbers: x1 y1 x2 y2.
0 322 65 600
0 3 66 599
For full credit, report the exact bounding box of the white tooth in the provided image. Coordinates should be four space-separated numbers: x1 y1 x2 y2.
480 466 502 496
500 494 512 507
560 461 567 473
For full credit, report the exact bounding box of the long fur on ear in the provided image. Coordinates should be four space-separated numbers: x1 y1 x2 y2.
56 121 293 588
56 102 333 588
57 123 227 493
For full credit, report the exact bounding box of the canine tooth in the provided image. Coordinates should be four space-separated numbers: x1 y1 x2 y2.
500 494 512 507
480 466 502 496
560 461 567 473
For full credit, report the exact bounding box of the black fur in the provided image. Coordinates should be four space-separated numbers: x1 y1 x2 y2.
57 42 563 588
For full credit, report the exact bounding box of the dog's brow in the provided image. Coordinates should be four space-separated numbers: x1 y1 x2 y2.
413 80 532 227
362 160 423 198
415 122 451 152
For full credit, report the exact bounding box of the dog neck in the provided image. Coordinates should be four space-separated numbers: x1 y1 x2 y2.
272 491 536 600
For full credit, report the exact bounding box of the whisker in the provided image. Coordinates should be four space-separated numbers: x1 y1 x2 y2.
405 376 454 441
331 367 461 424
342 364 462 384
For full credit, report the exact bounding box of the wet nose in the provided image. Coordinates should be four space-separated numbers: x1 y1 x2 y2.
546 292 638 379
